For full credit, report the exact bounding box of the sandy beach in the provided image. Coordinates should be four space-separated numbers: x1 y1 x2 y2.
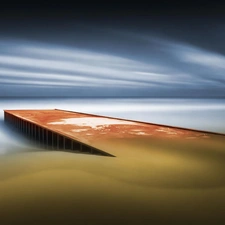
0 135 225 225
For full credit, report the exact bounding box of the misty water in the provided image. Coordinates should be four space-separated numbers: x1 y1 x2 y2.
0 97 225 225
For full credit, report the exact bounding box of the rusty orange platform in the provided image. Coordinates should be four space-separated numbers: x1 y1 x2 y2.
3 109 224 157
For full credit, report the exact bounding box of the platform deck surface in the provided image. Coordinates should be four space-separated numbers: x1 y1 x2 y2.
4 109 219 142
4 109 223 156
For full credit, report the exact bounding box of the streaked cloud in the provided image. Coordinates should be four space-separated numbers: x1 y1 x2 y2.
0 35 224 97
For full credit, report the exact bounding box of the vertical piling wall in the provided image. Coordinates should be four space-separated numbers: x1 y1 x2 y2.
4 111 113 157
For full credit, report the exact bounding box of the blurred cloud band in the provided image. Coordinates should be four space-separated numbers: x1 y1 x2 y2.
0 36 224 97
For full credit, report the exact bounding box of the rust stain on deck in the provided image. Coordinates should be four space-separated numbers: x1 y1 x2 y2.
3 109 224 157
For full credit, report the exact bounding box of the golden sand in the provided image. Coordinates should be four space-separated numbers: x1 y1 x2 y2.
0 137 225 225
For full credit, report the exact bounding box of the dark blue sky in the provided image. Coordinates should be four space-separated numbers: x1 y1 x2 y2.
0 2 225 97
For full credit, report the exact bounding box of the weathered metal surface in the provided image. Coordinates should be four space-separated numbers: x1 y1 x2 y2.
3 109 224 156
